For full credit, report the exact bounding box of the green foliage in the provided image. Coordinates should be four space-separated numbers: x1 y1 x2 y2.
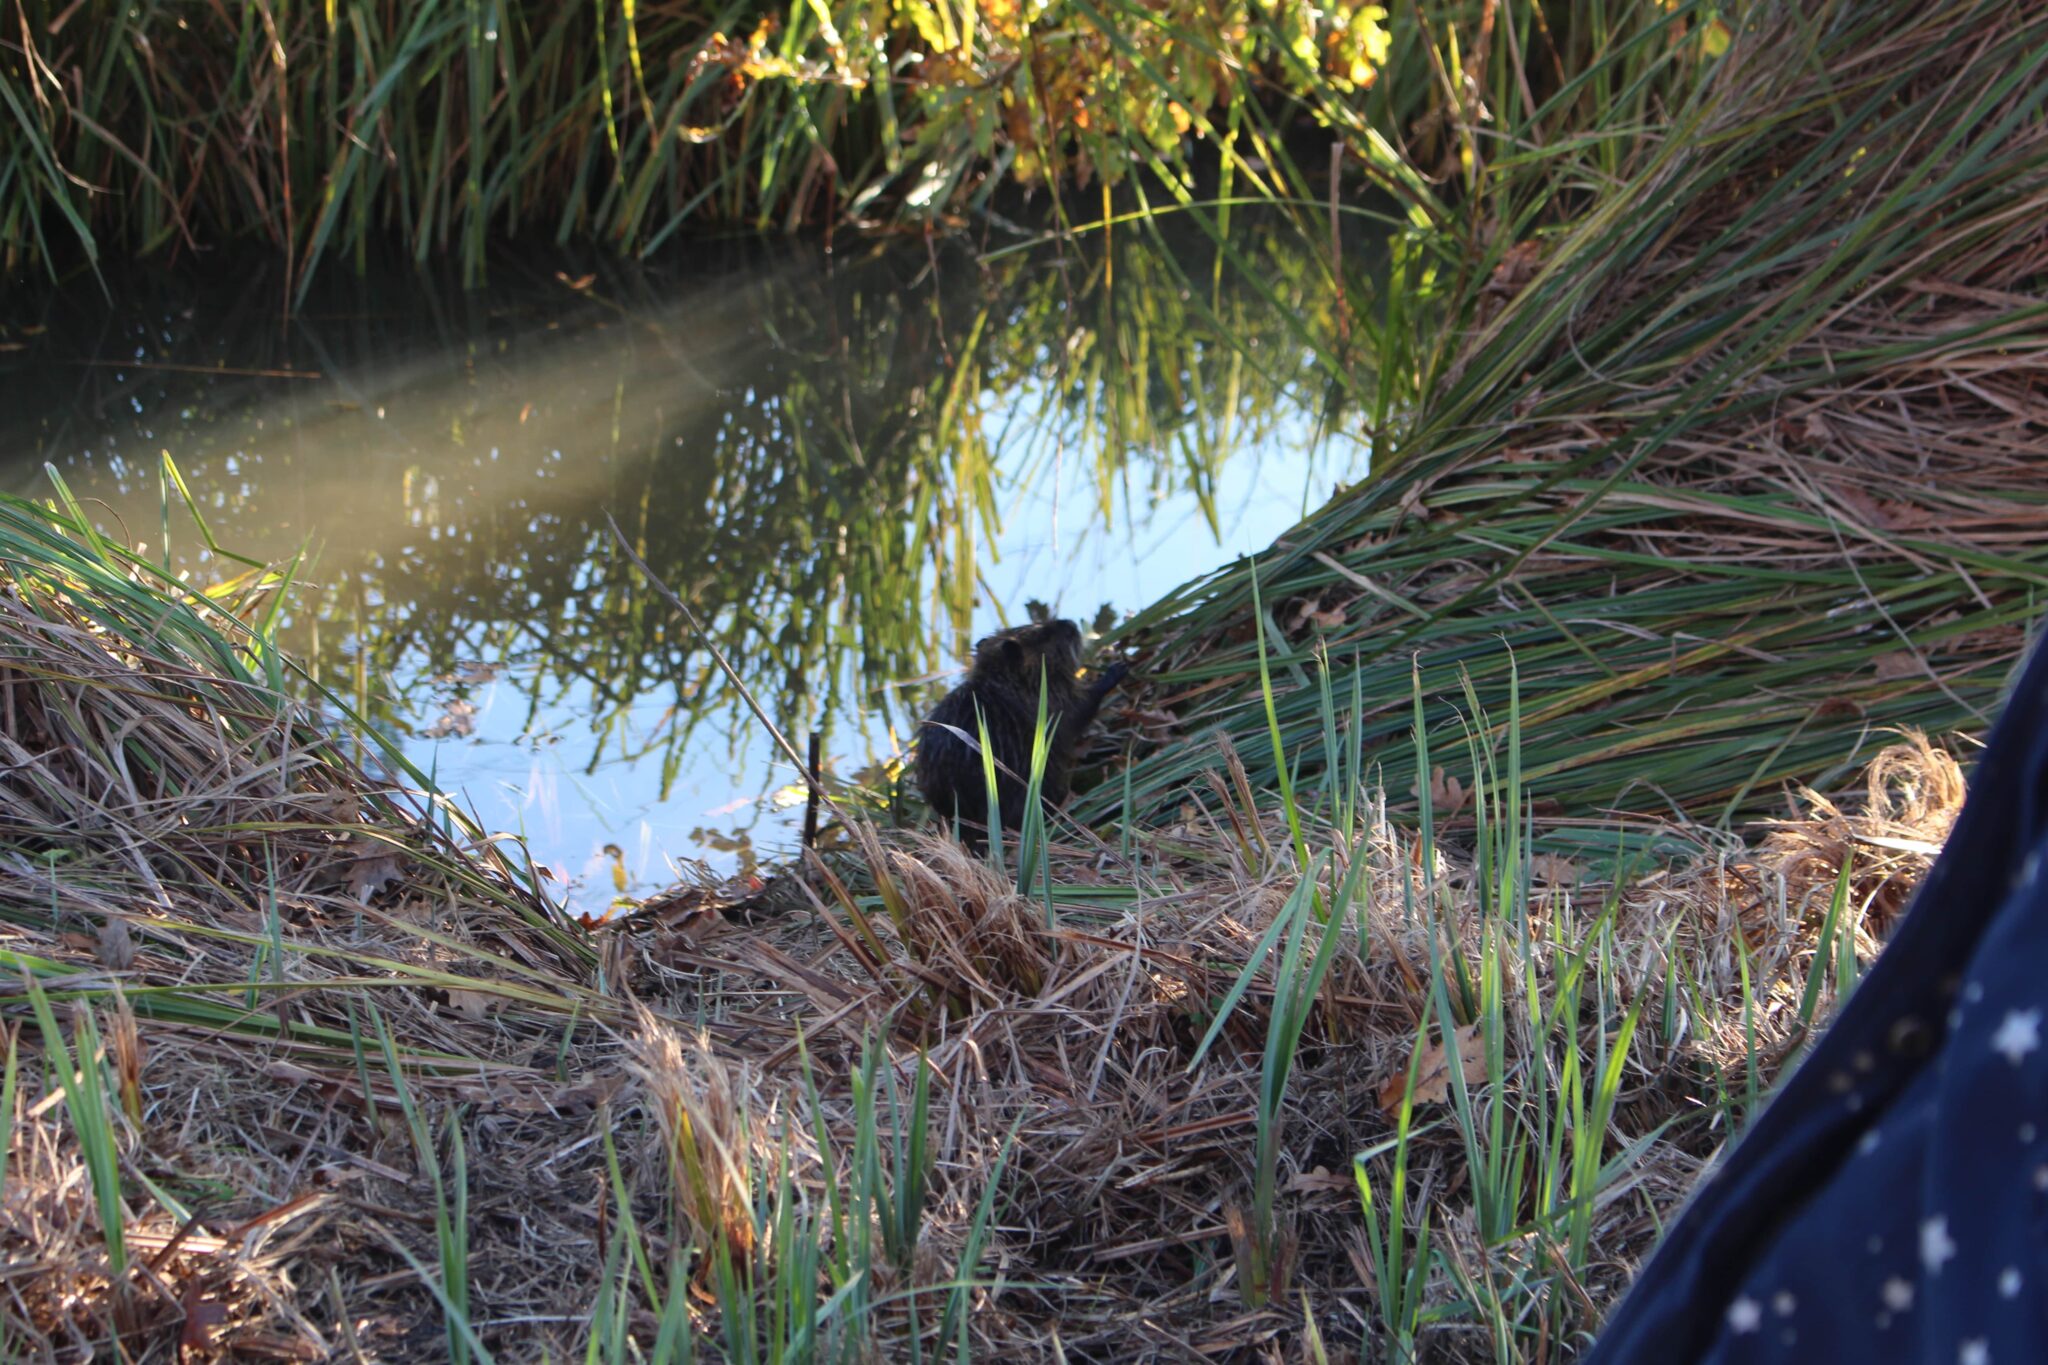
0 0 1420 291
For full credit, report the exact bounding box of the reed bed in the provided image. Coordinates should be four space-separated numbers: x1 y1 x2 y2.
1094 0 2048 834
0 0 1430 301
0 472 1970 1358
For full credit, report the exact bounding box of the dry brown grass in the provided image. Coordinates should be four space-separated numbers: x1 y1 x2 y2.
0 540 1968 1359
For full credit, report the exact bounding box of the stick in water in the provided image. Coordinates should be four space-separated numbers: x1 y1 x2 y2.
804 731 823 851
604 514 848 832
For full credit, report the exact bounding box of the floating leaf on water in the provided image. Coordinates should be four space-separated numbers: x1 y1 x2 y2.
420 697 477 739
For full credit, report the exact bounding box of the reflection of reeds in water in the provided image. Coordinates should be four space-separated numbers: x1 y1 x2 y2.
4 222 1352 810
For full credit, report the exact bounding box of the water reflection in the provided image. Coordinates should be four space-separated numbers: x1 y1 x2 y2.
1 219 1370 912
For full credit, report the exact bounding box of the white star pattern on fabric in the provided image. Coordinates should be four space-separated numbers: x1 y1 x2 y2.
1998 1267 2022 1299
1727 1296 1763 1333
1882 1277 1914 1311
1858 1130 1881 1155
1959 1339 1990 1365
2019 849 2041 890
1991 1009 2041 1066
1921 1216 1957 1274
1772 1291 1796 1316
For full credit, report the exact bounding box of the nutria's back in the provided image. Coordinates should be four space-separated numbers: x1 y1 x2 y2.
915 619 1124 842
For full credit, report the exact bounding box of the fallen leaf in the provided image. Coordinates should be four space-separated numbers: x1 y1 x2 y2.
421 697 478 740
346 842 406 903
97 918 137 971
556 272 597 291
1377 1021 1486 1113
1286 597 1346 633
440 988 502 1020
181 1288 229 1351
1287 1165 1353 1195
1834 486 1895 530
1873 651 1921 680
1529 854 1581 885
1410 765 1471 816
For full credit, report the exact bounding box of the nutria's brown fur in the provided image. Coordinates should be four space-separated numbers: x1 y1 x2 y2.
916 618 1126 843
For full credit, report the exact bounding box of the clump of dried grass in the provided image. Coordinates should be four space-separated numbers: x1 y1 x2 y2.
631 1006 761 1265
1758 730 1966 935
0 495 620 1357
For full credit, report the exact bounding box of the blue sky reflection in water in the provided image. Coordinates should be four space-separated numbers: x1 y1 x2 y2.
1 230 1365 915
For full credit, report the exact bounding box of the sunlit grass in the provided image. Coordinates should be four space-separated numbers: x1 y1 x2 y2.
4 0 2037 1358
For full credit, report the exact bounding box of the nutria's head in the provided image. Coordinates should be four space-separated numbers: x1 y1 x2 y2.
972 618 1084 685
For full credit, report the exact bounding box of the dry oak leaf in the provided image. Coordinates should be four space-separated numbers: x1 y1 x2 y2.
1287 1165 1355 1195
1411 765 1471 816
1873 651 1922 680
421 697 478 740
1528 854 1582 885
345 840 406 903
1377 1021 1486 1114
1288 597 1347 633
440 988 503 1020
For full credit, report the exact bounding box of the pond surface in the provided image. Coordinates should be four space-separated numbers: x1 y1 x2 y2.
2 218 1370 915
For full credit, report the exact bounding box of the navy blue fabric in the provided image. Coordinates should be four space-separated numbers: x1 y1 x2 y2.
1585 633 2048 1365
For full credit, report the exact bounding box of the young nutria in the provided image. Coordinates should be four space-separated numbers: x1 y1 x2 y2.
916 618 1127 843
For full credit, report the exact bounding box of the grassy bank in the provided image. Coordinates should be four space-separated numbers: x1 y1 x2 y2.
6 0 2047 1360
1094 0 2048 838
0 482 1966 1359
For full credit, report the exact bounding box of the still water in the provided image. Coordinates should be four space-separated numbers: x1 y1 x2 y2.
2 222 1367 914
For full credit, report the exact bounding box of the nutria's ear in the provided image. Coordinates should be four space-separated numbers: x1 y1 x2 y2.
1001 638 1026 671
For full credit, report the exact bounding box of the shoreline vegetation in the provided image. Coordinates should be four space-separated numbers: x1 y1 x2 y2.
4 0 2046 1362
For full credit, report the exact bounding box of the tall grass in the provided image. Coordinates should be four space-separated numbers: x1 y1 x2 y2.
1092 0 2048 836
1 0 1427 299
